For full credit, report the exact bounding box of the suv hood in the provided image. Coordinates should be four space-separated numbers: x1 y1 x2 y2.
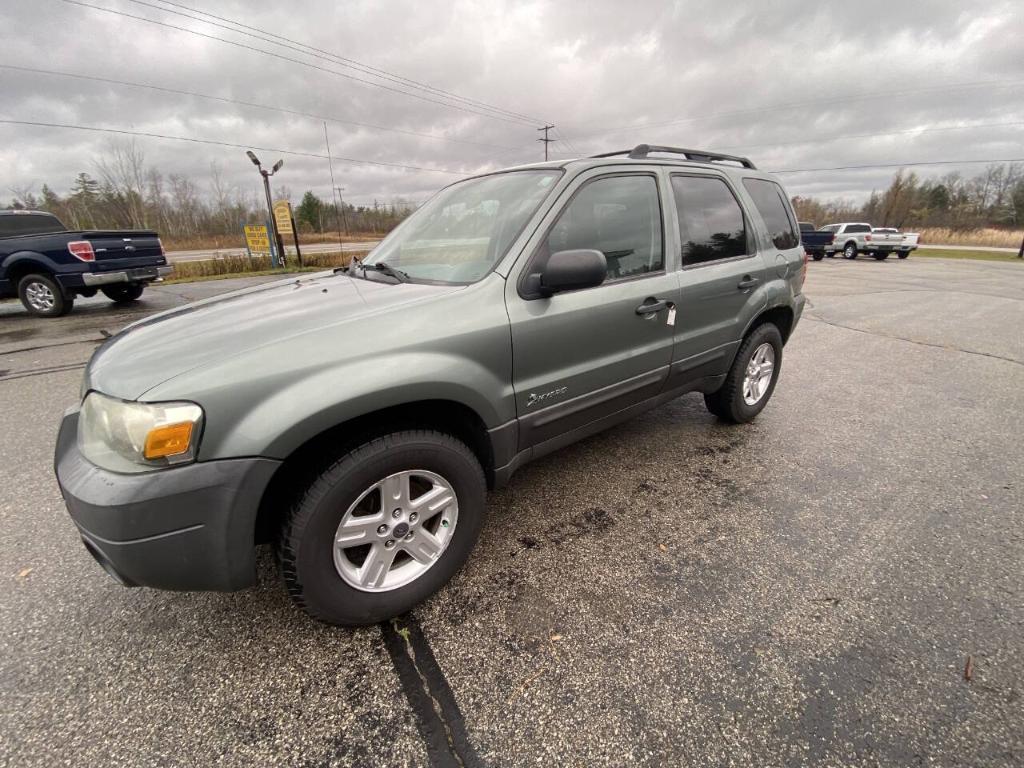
85 271 462 400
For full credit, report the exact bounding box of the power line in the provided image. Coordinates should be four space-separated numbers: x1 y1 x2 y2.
0 64 520 151
713 120 1024 153
0 119 466 175
566 78 1024 141
772 158 1024 174
59 0 539 127
146 0 547 126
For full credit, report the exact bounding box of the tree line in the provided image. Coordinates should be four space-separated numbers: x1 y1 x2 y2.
5 140 417 238
792 163 1024 230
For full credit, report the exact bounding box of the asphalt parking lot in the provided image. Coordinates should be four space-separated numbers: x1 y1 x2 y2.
1 258 1022 767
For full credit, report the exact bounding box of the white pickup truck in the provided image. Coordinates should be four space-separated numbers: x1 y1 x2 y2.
821 222 904 260
873 228 919 258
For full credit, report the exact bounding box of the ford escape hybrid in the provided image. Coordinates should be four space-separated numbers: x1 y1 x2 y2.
55 144 806 625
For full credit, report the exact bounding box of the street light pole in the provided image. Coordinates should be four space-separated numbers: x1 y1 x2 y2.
246 151 286 267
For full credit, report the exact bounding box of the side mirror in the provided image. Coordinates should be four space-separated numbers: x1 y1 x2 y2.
539 249 606 296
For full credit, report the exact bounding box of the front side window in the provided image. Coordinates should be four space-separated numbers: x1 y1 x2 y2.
538 174 663 281
369 170 561 284
742 178 799 250
671 175 747 266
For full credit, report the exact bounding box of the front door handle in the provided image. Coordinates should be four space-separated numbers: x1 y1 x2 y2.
737 275 760 290
635 298 672 315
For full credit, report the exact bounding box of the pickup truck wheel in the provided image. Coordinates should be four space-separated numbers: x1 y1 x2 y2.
843 243 858 259
811 253 825 261
704 323 783 423
100 283 145 303
18 274 72 317
279 430 486 626
898 252 910 259
873 252 889 260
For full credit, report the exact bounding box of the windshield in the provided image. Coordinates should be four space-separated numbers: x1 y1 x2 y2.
367 170 561 284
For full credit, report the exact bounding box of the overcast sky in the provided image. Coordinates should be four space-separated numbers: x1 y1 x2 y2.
1 0 1022 209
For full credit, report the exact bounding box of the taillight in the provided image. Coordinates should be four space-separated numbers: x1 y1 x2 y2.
67 241 95 262
801 250 808 287
865 234 872 242
157 237 165 256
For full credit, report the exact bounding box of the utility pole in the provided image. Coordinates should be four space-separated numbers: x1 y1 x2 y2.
323 122 345 257
245 151 285 267
335 186 350 235
537 124 556 161
1018 232 1023 259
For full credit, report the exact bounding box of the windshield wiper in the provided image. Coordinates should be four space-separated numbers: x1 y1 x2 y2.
352 261 409 283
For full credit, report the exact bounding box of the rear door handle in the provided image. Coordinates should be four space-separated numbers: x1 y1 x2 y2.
635 298 673 315
737 276 760 290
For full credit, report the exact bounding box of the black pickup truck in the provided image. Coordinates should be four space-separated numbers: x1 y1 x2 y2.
0 210 171 317
799 222 835 261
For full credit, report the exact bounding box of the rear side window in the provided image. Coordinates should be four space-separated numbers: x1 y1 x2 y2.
0 213 66 237
742 179 799 250
845 224 871 234
671 175 747 266
541 174 663 281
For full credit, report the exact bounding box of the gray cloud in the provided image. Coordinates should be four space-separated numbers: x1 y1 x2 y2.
1 0 1022 208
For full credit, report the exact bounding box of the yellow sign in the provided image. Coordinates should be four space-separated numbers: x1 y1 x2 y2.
244 224 271 255
273 200 294 235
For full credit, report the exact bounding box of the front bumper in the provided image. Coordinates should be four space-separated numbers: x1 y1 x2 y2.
54 408 280 591
81 265 174 286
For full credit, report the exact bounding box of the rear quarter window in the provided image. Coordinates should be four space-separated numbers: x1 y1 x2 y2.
741 179 799 250
846 224 871 234
0 213 66 237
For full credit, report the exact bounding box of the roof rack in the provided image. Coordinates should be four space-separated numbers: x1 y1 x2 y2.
590 144 756 169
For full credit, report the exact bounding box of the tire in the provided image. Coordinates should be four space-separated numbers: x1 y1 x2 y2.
18 273 72 317
811 253 825 261
279 430 486 626
873 252 889 261
704 323 783 424
898 252 909 259
843 242 858 259
101 283 145 303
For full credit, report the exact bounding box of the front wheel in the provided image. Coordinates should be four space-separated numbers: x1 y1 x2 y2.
101 283 145 303
705 323 783 423
279 430 486 626
843 243 858 259
18 274 72 317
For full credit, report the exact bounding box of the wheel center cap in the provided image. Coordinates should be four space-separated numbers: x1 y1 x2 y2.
393 522 410 538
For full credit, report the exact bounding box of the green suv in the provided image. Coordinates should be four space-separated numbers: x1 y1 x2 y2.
54 145 806 625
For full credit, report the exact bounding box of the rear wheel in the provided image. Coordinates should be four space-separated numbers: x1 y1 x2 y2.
101 283 145 303
843 243 858 259
704 323 783 423
898 252 910 259
18 274 72 317
874 252 889 260
811 253 825 261
279 430 486 626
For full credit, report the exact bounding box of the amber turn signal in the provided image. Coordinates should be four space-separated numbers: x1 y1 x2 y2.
144 422 194 459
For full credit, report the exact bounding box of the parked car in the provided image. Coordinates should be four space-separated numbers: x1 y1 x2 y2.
873 227 918 258
799 221 835 261
820 222 903 260
55 144 806 625
0 210 171 317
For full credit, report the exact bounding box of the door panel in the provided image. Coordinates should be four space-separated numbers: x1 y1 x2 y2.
507 172 679 449
666 173 767 386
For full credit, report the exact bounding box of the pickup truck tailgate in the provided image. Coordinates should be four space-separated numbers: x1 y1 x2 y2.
867 232 902 248
84 231 166 269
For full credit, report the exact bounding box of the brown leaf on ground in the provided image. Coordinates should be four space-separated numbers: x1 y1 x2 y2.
964 655 974 681
17 567 33 579
658 543 668 552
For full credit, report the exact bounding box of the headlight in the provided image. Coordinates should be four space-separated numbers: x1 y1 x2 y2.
78 391 204 473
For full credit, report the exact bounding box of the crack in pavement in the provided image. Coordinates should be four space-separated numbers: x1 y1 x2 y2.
804 313 1023 367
